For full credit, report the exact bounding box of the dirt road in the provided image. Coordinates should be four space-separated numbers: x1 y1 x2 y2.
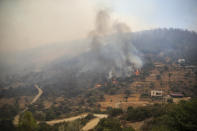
30 84 43 104
82 114 108 131
82 118 100 131
45 113 108 130
46 113 88 125
13 84 43 126
13 85 107 130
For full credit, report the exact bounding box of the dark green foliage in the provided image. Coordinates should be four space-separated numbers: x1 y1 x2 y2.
107 107 123 117
140 92 149 98
126 106 150 122
38 120 82 131
51 120 81 131
95 118 135 131
125 104 166 122
142 99 197 131
0 119 15 131
95 118 122 131
0 85 37 98
169 99 197 131
38 122 52 131
0 104 19 120
122 127 135 131
80 113 95 126
18 111 38 131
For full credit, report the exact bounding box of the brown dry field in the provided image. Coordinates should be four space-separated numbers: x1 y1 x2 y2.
98 63 197 110
43 100 53 109
0 98 15 107
0 96 33 109
98 94 153 110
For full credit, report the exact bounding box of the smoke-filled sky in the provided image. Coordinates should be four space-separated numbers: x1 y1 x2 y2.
0 0 197 53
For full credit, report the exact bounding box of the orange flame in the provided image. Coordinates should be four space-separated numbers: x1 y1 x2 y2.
95 84 102 88
112 80 118 85
135 69 140 76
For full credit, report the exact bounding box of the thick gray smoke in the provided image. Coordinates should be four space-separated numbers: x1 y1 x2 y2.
80 10 143 78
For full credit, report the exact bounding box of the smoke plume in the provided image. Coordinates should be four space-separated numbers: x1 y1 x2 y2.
81 10 143 78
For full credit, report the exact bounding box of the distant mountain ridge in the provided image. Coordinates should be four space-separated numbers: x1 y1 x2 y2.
0 28 197 78
132 28 197 64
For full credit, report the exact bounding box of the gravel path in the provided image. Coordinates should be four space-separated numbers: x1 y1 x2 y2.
13 84 43 126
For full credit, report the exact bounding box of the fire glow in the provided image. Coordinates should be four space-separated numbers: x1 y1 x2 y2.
135 69 140 76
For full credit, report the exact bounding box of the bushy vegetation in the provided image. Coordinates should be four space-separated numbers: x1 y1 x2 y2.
18 111 38 131
0 104 19 120
0 99 197 131
142 99 197 131
80 113 95 126
0 119 15 131
0 85 36 98
107 107 123 117
95 118 135 131
123 104 165 122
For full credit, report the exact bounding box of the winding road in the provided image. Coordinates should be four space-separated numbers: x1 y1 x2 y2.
30 84 43 104
13 84 43 126
82 114 108 131
46 113 88 125
45 113 108 131
13 84 107 130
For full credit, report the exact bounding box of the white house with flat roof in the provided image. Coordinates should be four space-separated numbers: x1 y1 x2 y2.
151 90 163 97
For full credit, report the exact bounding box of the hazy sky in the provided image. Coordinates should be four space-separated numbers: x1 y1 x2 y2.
0 0 197 53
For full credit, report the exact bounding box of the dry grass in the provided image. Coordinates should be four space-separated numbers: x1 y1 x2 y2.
173 97 191 104
43 100 53 109
18 96 26 109
0 98 15 107
126 121 145 131
98 94 152 110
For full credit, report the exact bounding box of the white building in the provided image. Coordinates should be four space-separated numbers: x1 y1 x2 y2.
151 90 163 97
178 59 185 64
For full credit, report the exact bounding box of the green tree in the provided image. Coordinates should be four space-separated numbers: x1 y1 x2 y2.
38 122 51 131
18 111 38 131
107 108 123 117
66 120 81 131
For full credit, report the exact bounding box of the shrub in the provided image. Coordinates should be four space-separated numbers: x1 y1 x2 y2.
107 108 123 117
